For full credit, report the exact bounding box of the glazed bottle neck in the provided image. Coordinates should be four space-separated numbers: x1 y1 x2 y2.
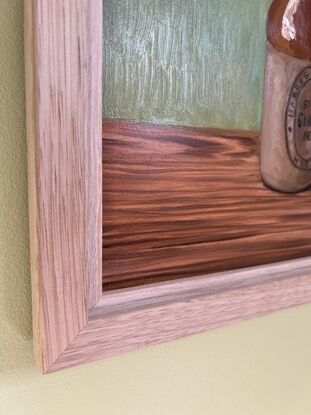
267 0 311 60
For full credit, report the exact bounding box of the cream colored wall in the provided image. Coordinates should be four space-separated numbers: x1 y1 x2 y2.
1 2 311 414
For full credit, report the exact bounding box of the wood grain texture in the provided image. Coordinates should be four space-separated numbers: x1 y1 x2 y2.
86 0 103 308
26 0 311 374
103 120 311 290
103 0 271 131
25 0 102 373
51 259 311 372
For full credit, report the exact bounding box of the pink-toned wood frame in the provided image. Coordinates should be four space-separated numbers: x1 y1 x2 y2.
25 0 311 373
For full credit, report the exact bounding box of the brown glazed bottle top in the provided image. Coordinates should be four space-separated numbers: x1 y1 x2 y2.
267 0 311 60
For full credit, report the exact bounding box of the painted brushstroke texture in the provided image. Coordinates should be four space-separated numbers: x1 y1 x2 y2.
103 0 271 130
102 121 311 290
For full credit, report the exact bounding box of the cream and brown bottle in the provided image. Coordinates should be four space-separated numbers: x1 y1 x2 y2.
261 0 311 193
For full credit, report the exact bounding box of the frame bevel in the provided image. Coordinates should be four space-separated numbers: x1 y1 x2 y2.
25 0 311 374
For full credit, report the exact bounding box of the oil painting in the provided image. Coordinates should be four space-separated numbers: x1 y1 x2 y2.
102 0 311 290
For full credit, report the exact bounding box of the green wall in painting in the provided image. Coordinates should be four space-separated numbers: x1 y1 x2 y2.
103 0 272 131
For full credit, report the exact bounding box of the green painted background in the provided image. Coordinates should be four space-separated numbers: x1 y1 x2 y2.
103 0 271 131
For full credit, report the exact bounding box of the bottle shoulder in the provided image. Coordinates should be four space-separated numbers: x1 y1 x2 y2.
267 0 311 60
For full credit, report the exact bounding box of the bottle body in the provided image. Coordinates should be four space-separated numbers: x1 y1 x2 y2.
261 0 311 193
261 42 311 192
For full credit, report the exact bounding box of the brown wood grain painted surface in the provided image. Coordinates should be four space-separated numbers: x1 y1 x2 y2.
103 120 311 290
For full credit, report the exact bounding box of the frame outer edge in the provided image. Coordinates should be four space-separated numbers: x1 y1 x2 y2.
25 0 47 372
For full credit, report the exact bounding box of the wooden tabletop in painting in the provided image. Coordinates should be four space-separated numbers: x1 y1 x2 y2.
102 120 311 291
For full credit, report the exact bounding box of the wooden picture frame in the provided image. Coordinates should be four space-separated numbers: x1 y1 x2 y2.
25 0 311 373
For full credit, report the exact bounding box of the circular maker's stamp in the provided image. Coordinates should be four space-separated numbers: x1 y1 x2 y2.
286 66 311 170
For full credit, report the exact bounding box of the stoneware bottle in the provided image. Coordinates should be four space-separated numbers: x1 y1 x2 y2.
261 0 311 193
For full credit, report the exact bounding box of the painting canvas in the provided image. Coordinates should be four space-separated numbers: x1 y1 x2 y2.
102 0 311 291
